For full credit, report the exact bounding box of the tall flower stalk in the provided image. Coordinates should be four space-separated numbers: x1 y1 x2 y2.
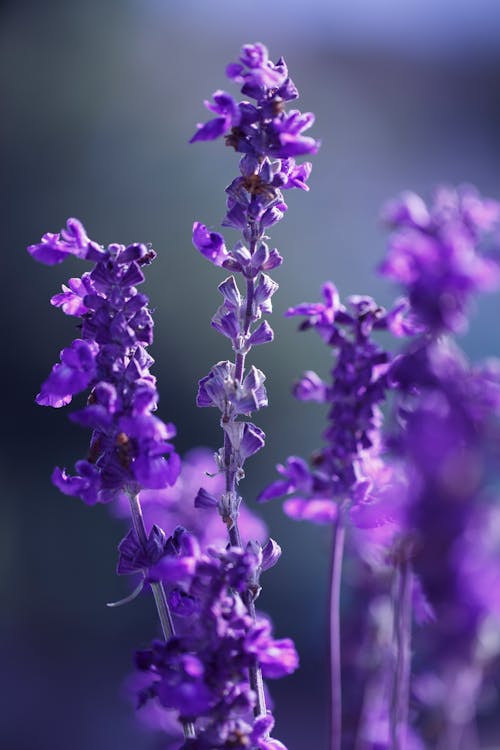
27 219 195 739
379 186 500 749
191 42 319 721
259 284 411 750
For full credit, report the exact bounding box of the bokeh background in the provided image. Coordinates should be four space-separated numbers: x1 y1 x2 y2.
2 1 500 748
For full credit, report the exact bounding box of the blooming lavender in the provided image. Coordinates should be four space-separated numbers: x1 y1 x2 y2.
28 218 196 739
189 42 318 740
26 39 500 750
191 42 318 544
380 186 500 335
29 219 180 503
378 187 500 749
259 282 413 750
132 527 296 750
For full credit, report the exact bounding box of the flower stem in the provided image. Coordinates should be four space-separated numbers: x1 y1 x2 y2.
390 559 413 750
228 515 267 717
329 511 346 750
223 272 268 719
128 492 196 740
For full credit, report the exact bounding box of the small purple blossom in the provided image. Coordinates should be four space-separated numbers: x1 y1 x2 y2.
192 222 229 266
190 91 241 143
36 339 98 408
27 217 102 265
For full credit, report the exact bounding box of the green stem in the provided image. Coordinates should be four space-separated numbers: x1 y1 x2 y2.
128 492 196 740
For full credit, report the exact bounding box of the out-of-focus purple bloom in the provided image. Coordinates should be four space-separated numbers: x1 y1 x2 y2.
29 220 179 505
458 503 500 621
292 370 327 402
380 185 500 334
387 335 500 745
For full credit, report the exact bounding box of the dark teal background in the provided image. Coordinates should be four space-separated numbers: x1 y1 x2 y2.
2 1 500 748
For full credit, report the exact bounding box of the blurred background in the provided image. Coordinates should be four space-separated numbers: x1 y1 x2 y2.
1 1 500 748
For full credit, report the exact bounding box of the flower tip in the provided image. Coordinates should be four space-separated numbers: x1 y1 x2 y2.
192 222 228 266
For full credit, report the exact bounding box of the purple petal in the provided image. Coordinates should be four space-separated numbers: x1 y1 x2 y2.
192 222 229 266
248 320 274 346
194 487 219 509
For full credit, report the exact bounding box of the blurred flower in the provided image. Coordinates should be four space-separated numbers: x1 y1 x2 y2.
380 185 500 334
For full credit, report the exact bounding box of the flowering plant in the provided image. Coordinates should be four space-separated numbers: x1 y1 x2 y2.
28 43 500 750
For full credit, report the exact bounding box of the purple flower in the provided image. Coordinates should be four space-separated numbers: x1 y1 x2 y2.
135 530 297 747
36 339 98 408
28 217 103 265
226 43 289 97
197 362 268 415
192 42 318 249
457 503 500 621
190 91 241 144
380 185 500 334
262 286 409 526
51 274 94 316
192 222 229 266
188 46 317 747
117 525 167 575
29 220 179 505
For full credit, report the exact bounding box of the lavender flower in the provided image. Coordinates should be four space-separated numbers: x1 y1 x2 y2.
378 186 500 748
28 218 180 505
190 38 317 566
190 43 316 743
29 219 196 742
134 527 297 749
387 343 500 748
259 282 412 750
259 283 408 524
191 43 319 160
380 186 500 334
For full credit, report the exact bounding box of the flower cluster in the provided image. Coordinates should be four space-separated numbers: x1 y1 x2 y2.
191 42 319 160
191 42 318 536
185 43 315 747
133 527 297 750
28 218 180 505
259 283 409 525
380 185 500 334
376 188 500 746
